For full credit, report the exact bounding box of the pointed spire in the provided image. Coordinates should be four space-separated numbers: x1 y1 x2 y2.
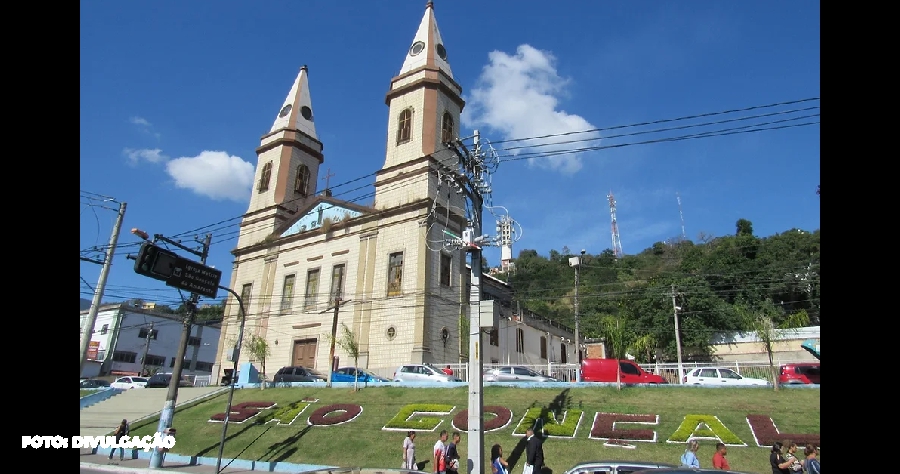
399 1 453 78
270 65 317 139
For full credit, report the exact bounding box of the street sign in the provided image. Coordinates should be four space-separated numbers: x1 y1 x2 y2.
165 256 222 299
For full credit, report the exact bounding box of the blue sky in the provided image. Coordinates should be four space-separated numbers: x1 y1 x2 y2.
80 1 820 307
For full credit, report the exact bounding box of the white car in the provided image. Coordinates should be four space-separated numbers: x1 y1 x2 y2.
110 376 149 389
683 367 768 386
393 364 461 383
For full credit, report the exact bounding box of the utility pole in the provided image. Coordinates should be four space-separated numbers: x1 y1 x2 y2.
569 250 585 382
671 285 684 385
326 297 341 388
149 233 212 469
465 131 486 473
80 201 126 376
215 285 247 474
139 322 155 376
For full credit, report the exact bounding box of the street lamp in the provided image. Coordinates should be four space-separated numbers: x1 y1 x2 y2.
568 249 585 382
215 286 247 474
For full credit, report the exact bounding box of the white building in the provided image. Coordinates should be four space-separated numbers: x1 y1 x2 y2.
80 303 221 379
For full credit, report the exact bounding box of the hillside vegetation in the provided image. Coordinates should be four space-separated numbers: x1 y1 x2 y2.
498 219 820 362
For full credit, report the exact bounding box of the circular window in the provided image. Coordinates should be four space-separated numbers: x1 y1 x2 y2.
279 104 292 118
301 106 313 121
435 43 447 60
387 326 396 340
409 41 426 56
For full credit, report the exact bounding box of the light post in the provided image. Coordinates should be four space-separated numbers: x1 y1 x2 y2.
568 249 585 382
215 286 247 474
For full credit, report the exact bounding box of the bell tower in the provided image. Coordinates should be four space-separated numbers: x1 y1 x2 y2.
374 1 465 209
240 66 323 248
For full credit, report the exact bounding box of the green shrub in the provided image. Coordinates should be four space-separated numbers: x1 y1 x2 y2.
666 414 745 445
513 407 583 437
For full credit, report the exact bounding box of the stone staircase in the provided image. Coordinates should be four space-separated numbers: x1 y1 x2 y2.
79 386 226 436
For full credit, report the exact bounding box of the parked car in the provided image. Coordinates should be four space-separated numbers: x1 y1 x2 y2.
683 367 768 386
779 362 820 385
484 366 558 383
580 359 667 384
273 366 327 383
393 364 462 383
110 376 148 389
563 460 676 474
631 468 753 474
146 373 194 388
332 367 391 383
80 379 111 389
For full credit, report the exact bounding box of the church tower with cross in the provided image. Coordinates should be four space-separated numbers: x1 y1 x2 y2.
214 2 470 380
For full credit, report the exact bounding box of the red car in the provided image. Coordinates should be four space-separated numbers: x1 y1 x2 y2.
779 362 820 385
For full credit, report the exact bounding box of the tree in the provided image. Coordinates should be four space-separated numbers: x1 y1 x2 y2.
736 218 754 236
326 322 361 391
737 302 809 391
599 315 632 390
244 335 271 390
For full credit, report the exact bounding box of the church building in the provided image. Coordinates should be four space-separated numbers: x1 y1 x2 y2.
212 1 471 380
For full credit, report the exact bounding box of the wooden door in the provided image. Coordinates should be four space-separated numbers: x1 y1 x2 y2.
292 339 317 368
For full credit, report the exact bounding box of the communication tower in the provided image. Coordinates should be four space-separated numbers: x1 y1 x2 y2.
608 191 624 259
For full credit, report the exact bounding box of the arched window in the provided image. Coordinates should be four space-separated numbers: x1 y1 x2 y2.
258 162 272 193
396 108 412 145
294 164 310 195
441 112 454 143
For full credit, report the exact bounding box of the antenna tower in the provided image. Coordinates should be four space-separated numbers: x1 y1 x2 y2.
608 191 624 259
676 192 686 240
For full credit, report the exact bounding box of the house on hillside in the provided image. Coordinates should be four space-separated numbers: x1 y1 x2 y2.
709 326 820 363
80 303 221 379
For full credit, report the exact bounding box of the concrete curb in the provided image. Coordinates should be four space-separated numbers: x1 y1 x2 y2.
81 461 192 474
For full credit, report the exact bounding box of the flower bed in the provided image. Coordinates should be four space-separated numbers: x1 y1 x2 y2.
308 404 363 426
382 404 455 431
209 401 276 423
666 415 745 446
451 406 512 432
256 400 313 426
589 413 658 442
512 407 583 438
746 415 820 447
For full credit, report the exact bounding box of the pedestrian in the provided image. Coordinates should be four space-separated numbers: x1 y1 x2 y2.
801 444 820 474
782 440 803 472
524 426 544 474
445 432 461 474
157 427 176 467
442 365 454 376
680 439 700 468
770 441 793 474
108 419 129 462
712 442 730 470
433 430 448 474
490 443 509 474
402 431 417 470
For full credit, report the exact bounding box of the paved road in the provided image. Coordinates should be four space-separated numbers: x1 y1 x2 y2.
79 448 255 474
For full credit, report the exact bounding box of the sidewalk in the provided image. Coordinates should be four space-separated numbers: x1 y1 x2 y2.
79 447 338 474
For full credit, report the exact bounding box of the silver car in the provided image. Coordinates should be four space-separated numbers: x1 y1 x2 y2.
563 460 676 474
484 366 558 382
393 364 461 382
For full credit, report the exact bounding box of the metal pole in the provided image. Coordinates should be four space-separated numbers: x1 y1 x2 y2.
326 297 341 388
149 234 212 469
215 286 247 474
466 130 485 474
140 322 155 376
573 250 583 382
672 285 684 385
80 201 126 376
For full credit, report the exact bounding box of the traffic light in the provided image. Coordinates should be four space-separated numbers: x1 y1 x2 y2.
134 242 179 281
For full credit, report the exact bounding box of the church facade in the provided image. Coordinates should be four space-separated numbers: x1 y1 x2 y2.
212 2 472 379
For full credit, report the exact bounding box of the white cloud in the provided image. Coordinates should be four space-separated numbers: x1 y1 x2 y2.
165 151 255 202
123 148 168 165
462 44 600 175
129 116 152 127
128 116 161 139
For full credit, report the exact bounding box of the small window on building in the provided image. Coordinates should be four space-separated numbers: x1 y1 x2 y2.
100 324 109 335
112 351 137 363
294 165 310 195
304 268 320 310
258 162 273 192
143 354 166 367
560 343 568 363
187 336 201 347
281 274 296 311
387 252 403 296
195 362 214 372
138 328 158 340
540 336 547 360
397 108 413 144
170 357 187 368
330 264 345 301
441 112 454 143
490 328 498 346
516 328 524 353
440 253 452 287
239 283 252 317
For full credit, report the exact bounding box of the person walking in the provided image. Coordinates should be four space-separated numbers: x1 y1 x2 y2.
783 440 803 472
770 441 793 474
680 439 700 468
402 431 417 470
433 430 448 474
524 426 544 474
490 444 509 474
801 444 820 474
445 432 460 474
711 442 730 470
108 419 129 462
